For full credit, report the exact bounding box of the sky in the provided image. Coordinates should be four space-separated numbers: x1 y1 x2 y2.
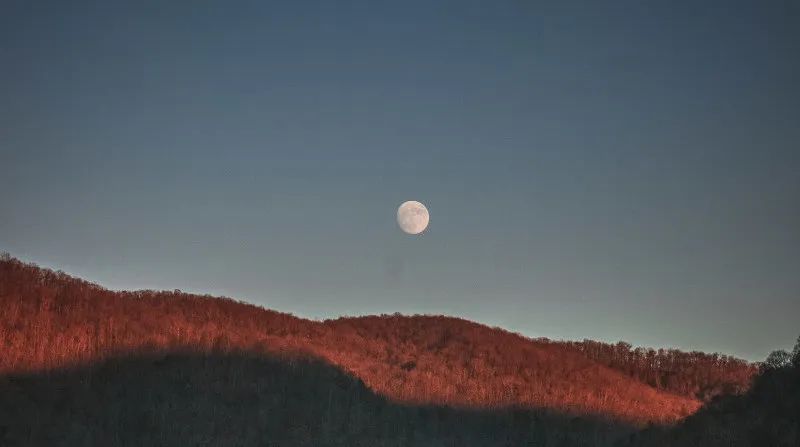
1 1 798 361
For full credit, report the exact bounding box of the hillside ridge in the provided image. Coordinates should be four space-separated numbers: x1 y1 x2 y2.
0 254 755 425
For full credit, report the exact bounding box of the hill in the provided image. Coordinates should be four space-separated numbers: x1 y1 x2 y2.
0 254 753 431
0 351 633 446
567 339 755 401
624 348 800 447
328 316 756 407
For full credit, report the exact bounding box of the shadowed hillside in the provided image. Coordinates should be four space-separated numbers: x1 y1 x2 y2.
0 351 633 447
623 343 800 447
0 254 757 430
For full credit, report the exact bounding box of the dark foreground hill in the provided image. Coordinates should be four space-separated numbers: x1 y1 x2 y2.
624 357 800 447
0 351 631 447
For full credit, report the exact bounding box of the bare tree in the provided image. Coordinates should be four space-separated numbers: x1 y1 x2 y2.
763 350 791 370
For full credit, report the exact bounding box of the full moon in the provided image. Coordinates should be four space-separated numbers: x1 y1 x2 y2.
397 201 430 235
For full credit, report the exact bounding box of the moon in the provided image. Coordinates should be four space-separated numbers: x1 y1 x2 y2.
397 201 430 235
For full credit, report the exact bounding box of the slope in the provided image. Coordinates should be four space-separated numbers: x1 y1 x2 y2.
0 351 633 447
1 254 702 425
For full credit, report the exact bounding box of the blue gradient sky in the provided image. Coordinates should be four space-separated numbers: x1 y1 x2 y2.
2 1 798 361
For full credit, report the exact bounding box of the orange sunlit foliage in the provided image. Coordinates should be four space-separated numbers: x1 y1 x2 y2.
567 340 756 401
0 255 755 426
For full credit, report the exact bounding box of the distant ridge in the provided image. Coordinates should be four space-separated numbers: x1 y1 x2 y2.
0 254 755 426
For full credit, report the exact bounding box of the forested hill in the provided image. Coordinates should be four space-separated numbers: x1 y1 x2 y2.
0 254 754 431
624 346 800 447
567 339 755 401
328 315 756 404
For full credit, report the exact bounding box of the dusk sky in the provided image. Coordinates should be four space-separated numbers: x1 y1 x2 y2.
2 1 798 361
